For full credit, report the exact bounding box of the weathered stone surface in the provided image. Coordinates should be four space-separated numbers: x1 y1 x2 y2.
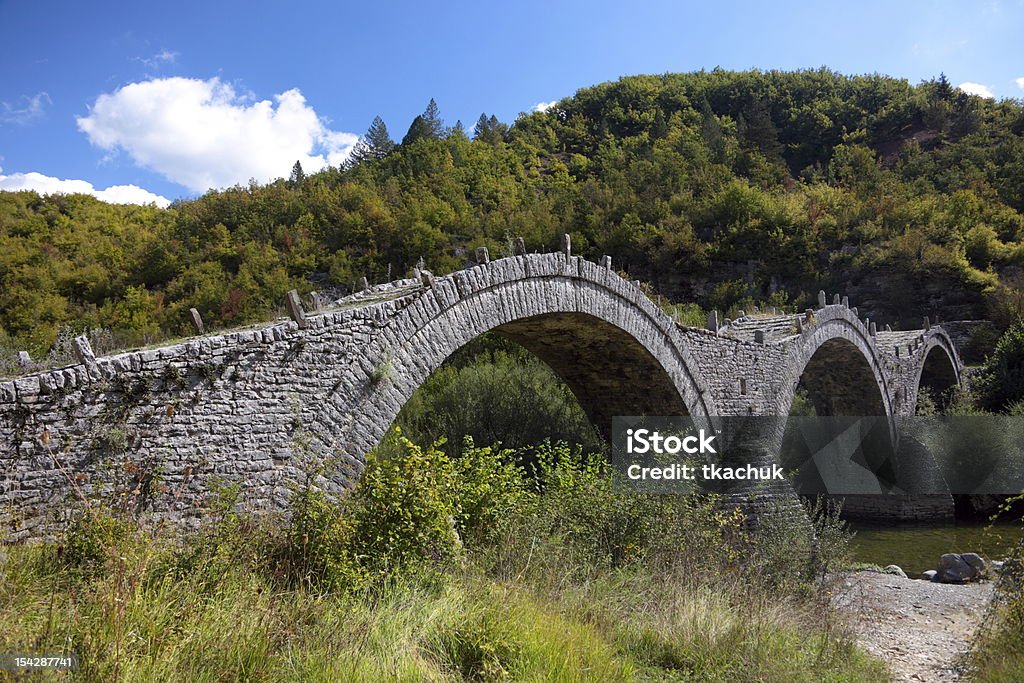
962 553 987 575
0 252 964 540
73 336 95 364
189 308 204 334
884 564 908 579
285 290 307 329
935 553 981 583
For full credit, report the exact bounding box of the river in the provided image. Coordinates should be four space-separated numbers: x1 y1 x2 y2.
848 519 1023 576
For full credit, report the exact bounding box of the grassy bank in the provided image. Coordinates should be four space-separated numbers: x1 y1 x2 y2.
0 437 885 681
967 525 1024 683
0 550 884 682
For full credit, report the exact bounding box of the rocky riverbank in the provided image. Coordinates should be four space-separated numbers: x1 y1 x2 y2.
832 570 993 682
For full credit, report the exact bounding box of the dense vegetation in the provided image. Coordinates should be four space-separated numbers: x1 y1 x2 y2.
3 69 1024 364
0 432 883 681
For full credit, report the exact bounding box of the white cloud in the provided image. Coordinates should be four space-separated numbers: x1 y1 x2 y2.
1015 77 1024 90
958 82 994 98
136 49 179 69
0 168 170 207
76 77 358 193
1 92 51 125
533 100 558 113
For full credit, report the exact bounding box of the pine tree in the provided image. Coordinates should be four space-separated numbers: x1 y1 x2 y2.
740 100 783 161
422 98 444 138
348 116 396 166
365 116 395 157
473 113 508 145
402 115 432 145
473 113 491 140
699 98 725 162
289 160 306 186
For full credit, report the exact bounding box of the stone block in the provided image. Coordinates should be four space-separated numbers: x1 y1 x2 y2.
285 290 308 329
189 308 205 334
73 335 95 364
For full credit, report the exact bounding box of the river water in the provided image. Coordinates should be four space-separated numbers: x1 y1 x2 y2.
848 520 1023 576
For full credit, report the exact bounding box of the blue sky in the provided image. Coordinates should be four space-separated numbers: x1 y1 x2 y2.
1 0 1022 207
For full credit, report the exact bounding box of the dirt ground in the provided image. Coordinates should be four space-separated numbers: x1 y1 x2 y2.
831 571 994 682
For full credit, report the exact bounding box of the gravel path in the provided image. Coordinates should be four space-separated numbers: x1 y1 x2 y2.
832 571 993 682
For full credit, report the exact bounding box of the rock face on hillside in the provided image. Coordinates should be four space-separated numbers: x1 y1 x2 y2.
643 258 991 337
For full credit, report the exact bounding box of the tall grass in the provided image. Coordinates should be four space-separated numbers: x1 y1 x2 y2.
967 522 1024 682
0 438 885 682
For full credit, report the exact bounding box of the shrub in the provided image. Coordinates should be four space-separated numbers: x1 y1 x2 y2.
270 433 531 591
395 338 601 457
978 319 1024 411
278 485 363 592
350 436 464 574
449 437 529 549
491 441 746 577
60 508 142 575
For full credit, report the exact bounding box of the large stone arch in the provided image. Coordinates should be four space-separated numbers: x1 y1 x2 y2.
306 254 717 466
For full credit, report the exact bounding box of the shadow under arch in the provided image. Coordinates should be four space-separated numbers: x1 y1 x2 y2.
795 337 889 416
776 323 900 502
494 312 691 431
915 340 961 412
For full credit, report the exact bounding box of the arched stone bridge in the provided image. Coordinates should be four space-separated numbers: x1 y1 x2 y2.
0 250 963 539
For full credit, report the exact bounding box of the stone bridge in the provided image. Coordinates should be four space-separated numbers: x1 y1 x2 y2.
0 249 963 539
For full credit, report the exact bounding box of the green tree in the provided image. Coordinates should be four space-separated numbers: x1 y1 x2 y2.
288 160 306 187
349 116 395 164
473 113 508 145
402 115 432 145
978 319 1024 411
403 99 446 145
422 97 444 138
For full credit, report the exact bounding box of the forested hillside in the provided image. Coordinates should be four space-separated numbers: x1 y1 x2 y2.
3 68 1024 359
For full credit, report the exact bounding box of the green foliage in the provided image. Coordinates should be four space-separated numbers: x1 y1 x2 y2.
348 436 464 574
4 69 1024 360
743 499 818 591
915 386 939 416
968 539 1024 681
978 318 1024 411
278 485 364 592
790 386 818 416
473 112 509 145
348 115 395 165
61 509 138 573
394 336 600 456
271 434 528 591
0 428 879 681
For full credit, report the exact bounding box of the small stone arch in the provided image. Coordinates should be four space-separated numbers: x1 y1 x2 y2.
772 309 900 496
775 308 894 420
911 332 962 413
